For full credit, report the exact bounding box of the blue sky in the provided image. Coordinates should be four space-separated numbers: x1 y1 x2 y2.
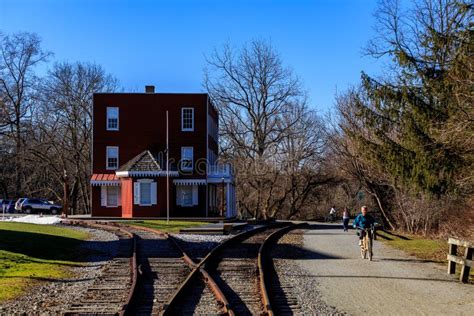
1 0 383 113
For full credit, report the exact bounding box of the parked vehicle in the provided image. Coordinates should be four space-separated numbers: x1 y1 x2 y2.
2 200 16 213
20 198 62 215
15 198 27 212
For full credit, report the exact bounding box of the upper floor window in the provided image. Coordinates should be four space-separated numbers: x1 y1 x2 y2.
182 108 194 131
181 147 193 171
107 107 119 131
106 146 119 170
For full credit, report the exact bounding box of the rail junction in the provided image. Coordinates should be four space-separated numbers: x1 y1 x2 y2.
63 220 307 315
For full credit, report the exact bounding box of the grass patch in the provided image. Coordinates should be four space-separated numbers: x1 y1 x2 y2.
376 230 446 262
0 222 90 302
377 230 473 281
128 220 209 233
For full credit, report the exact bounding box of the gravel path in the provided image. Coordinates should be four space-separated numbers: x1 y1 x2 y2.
0 225 119 314
297 223 474 315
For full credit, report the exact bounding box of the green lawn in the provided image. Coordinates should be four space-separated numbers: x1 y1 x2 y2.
128 220 209 233
377 230 473 281
0 222 90 302
376 230 446 262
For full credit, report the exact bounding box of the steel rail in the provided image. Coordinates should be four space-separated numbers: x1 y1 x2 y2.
162 222 290 315
122 224 233 315
63 220 138 316
258 222 308 316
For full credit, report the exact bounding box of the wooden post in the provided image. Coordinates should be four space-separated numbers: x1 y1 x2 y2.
63 170 69 218
460 247 473 283
448 243 457 274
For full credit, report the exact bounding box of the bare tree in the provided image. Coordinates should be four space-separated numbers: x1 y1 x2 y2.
30 62 118 214
0 32 51 197
205 39 332 219
205 40 304 159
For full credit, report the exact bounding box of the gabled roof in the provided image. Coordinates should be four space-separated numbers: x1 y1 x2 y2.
118 150 162 172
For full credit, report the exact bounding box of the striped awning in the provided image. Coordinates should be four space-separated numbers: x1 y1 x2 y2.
91 173 120 186
173 179 207 186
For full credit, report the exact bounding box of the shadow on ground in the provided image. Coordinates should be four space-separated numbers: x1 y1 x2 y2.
0 229 121 263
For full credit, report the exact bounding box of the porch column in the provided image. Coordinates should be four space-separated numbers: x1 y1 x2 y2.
121 177 133 218
232 184 236 217
226 182 230 218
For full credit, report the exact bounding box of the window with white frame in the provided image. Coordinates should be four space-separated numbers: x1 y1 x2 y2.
133 180 157 206
181 147 193 171
106 186 119 206
176 185 198 207
106 107 119 131
101 186 121 207
181 108 194 131
106 146 119 170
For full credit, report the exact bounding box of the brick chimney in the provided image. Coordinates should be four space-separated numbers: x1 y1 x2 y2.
145 85 155 93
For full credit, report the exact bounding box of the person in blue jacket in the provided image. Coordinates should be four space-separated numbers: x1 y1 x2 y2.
353 206 376 245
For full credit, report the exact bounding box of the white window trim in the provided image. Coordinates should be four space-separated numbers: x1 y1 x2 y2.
181 147 193 171
181 107 194 132
106 107 119 131
106 146 119 170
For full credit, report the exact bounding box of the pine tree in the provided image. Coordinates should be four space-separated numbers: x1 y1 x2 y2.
352 0 472 196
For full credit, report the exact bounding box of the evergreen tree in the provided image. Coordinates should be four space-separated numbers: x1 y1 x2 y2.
352 0 472 196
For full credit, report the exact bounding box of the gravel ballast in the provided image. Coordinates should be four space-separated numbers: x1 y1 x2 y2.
0 225 119 314
172 233 232 260
272 229 342 315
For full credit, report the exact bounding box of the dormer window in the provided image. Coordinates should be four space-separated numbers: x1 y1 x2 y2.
181 108 194 131
107 107 119 131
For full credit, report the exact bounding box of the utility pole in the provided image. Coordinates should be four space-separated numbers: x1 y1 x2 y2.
166 110 169 224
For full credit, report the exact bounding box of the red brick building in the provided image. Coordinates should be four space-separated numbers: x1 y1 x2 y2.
90 86 236 218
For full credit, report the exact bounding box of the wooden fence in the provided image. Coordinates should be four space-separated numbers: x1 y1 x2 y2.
447 238 472 283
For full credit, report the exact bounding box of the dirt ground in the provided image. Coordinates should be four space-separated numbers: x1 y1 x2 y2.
296 223 474 315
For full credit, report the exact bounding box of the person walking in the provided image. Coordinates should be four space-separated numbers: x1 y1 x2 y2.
329 206 336 222
342 208 350 231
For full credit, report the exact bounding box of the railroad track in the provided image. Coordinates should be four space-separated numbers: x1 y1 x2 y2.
63 222 137 315
125 226 198 315
62 221 305 315
164 222 305 316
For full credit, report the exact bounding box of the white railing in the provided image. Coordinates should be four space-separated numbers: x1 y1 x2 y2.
208 163 232 178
